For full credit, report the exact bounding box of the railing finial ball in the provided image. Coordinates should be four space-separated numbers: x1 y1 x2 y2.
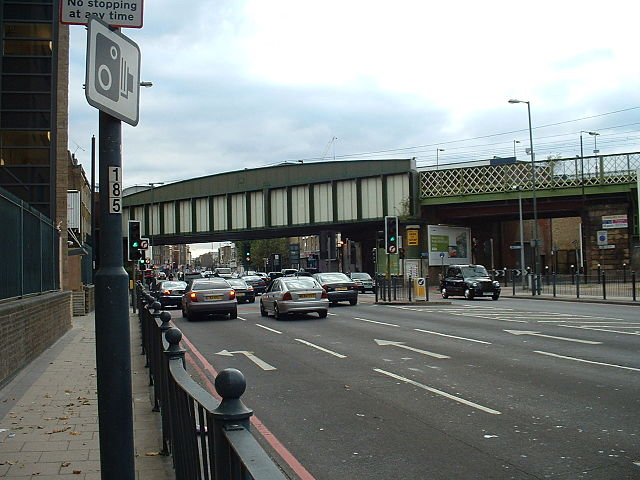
215 368 246 399
151 301 162 311
159 311 172 323
165 327 182 346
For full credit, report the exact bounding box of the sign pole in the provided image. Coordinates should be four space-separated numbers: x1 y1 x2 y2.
95 109 135 479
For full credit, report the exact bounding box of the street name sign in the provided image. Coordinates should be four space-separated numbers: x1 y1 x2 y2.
60 0 144 28
86 18 141 125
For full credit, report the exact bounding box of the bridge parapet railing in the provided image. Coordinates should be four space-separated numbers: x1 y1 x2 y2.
420 152 640 198
136 283 288 480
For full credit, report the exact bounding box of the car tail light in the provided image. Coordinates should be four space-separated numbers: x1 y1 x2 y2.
247 286 254 291
322 284 331 291
321 289 328 299
229 289 236 300
163 290 171 295
351 284 358 290
189 292 198 301
282 292 293 301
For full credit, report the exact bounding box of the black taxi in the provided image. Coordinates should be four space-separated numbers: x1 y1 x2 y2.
440 264 500 300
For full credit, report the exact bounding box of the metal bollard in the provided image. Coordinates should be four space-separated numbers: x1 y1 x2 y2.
576 273 580 299
632 271 637 302
602 272 607 300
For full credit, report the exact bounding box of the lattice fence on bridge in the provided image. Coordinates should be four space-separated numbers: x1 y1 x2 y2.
420 152 640 198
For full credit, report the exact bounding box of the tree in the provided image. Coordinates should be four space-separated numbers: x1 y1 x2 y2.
235 238 290 271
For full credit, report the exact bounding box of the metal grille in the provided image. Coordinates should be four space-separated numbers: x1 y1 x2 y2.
420 152 640 198
0 187 59 300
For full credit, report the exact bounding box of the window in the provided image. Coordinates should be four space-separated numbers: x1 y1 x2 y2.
2 92 51 109
0 148 49 165
3 4 53 22
3 40 51 56
2 57 51 74
3 23 52 39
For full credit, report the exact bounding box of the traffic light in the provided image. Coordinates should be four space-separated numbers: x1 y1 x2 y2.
244 242 251 264
128 220 141 261
384 216 398 254
399 247 406 259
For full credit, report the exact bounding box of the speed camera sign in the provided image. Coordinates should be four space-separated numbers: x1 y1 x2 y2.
85 17 140 125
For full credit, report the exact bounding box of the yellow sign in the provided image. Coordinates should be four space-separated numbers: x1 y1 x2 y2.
407 229 419 246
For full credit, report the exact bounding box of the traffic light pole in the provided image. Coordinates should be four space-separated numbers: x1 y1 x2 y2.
94 111 135 479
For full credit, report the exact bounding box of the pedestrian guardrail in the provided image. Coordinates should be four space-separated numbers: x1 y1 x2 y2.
499 269 638 301
136 282 288 480
375 275 430 302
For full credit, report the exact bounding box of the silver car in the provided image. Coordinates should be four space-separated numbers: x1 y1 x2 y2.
260 277 329 319
181 278 237 320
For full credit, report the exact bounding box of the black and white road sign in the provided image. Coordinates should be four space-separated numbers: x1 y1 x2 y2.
60 0 144 28
85 17 141 125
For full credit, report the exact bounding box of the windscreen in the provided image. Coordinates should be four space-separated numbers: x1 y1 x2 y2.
461 266 490 278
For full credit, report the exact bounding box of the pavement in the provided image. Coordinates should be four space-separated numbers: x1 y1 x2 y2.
0 309 174 479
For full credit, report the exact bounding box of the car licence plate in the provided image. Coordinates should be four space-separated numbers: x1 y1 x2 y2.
336 287 348 291
205 295 222 301
236 293 245 296
299 293 315 299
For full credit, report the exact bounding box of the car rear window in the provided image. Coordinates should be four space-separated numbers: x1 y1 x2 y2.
161 281 186 289
351 273 371 280
192 279 230 289
227 279 248 287
284 278 319 289
317 273 350 282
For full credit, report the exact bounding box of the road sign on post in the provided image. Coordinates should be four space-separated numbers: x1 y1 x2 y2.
60 0 144 28
86 18 141 125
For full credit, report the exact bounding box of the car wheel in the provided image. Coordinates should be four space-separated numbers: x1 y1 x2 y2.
259 301 268 317
349 299 358 306
492 294 500 301
318 310 328 318
464 288 474 300
441 288 449 299
229 308 238 319
274 303 283 320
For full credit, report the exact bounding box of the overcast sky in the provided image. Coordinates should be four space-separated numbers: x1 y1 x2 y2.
67 0 640 256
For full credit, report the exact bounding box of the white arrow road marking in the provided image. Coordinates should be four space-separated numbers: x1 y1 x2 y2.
295 339 346 358
374 368 501 415
559 325 640 336
255 324 282 334
374 339 450 359
535 351 640 372
215 350 277 371
504 330 602 344
354 317 400 327
415 329 491 344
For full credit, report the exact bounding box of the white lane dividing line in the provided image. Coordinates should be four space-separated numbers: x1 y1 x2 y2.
375 339 450 359
414 329 491 345
256 324 282 334
559 325 640 336
504 329 602 345
469 316 528 323
295 339 347 358
537 320 633 323
354 317 400 327
374 368 501 415
327 312 338 316
535 351 640 372
237 316 247 321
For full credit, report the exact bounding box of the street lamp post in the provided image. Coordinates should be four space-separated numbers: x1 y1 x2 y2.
509 99 539 295
436 148 445 168
513 139 520 158
148 182 164 266
591 131 600 154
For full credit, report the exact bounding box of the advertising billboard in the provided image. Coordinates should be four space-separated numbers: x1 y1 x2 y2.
427 225 471 266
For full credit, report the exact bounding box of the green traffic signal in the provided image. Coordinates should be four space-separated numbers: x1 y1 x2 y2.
132 241 140 248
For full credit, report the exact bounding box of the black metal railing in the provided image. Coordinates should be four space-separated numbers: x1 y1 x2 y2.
502 269 637 301
376 275 428 302
136 283 287 480
0 187 60 300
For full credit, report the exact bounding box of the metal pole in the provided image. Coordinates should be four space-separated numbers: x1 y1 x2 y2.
94 110 135 479
90 135 96 282
526 102 540 294
517 189 526 289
